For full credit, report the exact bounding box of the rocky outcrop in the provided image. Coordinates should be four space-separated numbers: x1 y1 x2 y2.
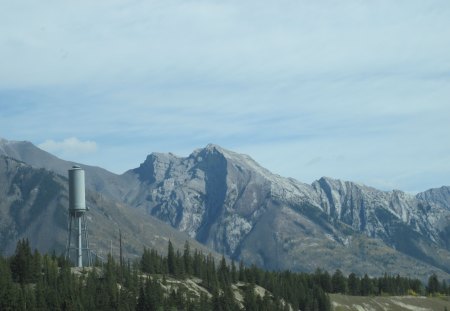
123 145 272 255
417 186 450 210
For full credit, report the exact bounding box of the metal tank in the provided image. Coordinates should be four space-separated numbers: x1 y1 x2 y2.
69 165 86 212
66 165 91 268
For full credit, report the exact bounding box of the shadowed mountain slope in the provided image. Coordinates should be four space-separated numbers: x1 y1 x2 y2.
0 154 219 261
122 144 450 280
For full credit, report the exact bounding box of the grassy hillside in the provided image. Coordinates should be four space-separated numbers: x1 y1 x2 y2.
331 293 450 311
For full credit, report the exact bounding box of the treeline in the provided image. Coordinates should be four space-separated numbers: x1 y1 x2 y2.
0 239 329 310
141 241 330 311
1 239 449 311
311 268 450 297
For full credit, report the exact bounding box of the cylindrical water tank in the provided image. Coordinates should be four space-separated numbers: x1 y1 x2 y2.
69 166 86 212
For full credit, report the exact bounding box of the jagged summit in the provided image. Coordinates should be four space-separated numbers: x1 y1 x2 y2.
204 143 224 152
120 144 450 279
417 186 450 210
137 144 274 182
192 143 250 160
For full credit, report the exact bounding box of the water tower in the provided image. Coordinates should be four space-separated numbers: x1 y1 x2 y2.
65 165 92 267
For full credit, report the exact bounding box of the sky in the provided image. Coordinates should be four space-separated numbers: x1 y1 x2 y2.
0 0 449 193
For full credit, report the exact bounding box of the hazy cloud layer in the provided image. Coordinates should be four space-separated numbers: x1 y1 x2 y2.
1 1 449 192
39 137 97 156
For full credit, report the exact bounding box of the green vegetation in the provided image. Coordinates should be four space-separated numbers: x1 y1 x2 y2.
325 268 450 297
0 238 329 310
1 239 450 310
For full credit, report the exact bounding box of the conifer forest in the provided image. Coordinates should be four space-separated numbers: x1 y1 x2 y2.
1 239 449 310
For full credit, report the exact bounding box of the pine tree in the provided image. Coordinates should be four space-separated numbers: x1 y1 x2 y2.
239 260 246 282
167 240 176 275
175 249 185 278
243 283 257 311
347 273 360 295
198 292 211 311
10 239 34 284
231 260 238 284
104 254 119 309
218 255 230 287
331 269 347 294
427 273 440 295
183 241 193 275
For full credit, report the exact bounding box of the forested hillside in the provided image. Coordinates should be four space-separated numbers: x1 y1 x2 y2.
2 239 450 311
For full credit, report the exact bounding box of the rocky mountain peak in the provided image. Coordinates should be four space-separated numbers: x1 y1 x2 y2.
191 144 237 161
417 186 450 210
204 143 224 153
133 152 180 184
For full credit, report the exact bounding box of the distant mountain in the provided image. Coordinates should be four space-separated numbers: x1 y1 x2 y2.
0 152 219 261
122 144 450 280
1 138 450 281
0 138 136 201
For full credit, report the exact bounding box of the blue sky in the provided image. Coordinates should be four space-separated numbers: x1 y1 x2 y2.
1 0 449 192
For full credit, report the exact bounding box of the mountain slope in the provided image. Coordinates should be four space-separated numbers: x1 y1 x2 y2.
0 138 136 201
312 177 450 273
122 144 450 280
0 155 218 261
417 186 450 210
2 138 450 280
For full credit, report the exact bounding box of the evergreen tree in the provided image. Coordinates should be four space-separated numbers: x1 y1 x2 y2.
243 283 257 311
10 239 34 284
442 280 448 295
218 255 231 287
347 273 360 295
183 241 193 275
175 249 185 278
0 239 340 311
198 292 211 311
0 256 16 310
320 270 332 293
427 273 440 295
231 260 238 284
239 260 246 282
360 274 372 296
331 269 347 294
135 286 146 311
193 249 203 278
167 240 176 275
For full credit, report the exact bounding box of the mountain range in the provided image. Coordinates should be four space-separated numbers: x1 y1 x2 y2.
1 137 449 281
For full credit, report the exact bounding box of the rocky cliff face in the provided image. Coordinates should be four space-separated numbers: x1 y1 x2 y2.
311 177 450 273
417 186 450 210
122 144 450 279
123 145 274 255
312 177 446 241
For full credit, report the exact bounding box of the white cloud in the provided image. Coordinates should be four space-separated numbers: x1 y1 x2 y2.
38 137 97 156
1 0 449 191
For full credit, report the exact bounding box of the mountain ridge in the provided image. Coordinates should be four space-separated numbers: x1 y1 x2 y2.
0 153 224 263
1 137 450 280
